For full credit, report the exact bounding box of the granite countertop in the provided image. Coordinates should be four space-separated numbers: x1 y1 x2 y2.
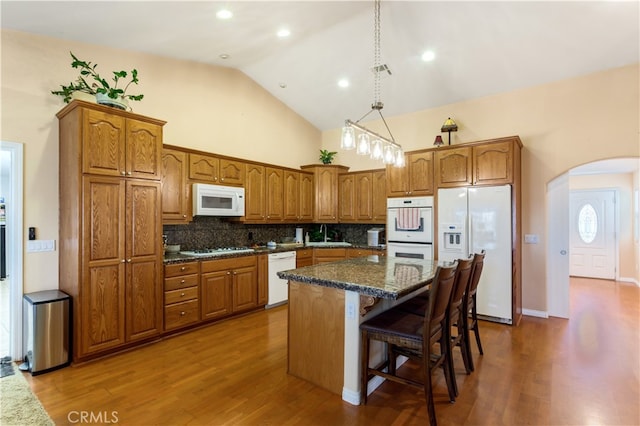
277 256 437 300
163 243 385 264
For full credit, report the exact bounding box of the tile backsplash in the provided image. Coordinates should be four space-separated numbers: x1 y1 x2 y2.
163 217 381 249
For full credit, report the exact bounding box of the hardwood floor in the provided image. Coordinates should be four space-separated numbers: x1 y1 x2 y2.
23 277 639 425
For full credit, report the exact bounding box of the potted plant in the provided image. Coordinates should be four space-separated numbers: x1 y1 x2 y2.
319 149 337 164
51 52 144 110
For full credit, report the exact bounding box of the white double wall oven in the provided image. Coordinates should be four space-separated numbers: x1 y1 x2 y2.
386 196 434 260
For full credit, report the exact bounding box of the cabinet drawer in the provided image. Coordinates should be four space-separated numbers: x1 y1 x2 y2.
165 262 199 277
164 274 199 291
297 248 313 259
201 255 256 273
165 286 198 305
164 300 199 330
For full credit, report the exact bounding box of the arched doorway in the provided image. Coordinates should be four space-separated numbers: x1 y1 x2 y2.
546 157 639 318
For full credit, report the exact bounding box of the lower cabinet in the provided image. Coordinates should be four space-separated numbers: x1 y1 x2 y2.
296 249 313 267
201 256 258 321
164 262 200 331
313 248 348 264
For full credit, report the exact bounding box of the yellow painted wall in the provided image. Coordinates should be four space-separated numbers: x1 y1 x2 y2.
323 63 640 311
1 29 321 293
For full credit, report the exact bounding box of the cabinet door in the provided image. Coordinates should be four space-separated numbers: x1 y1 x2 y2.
257 254 268 306
473 141 514 185
232 265 258 312
201 271 233 320
408 151 434 195
283 171 300 222
83 109 126 177
299 172 314 222
126 119 162 180
338 174 356 222
189 153 219 182
81 176 126 355
315 168 339 222
265 167 284 221
219 159 246 186
355 172 373 222
371 171 387 223
313 248 347 264
125 179 163 342
245 164 266 222
161 149 190 223
435 147 472 187
386 160 409 197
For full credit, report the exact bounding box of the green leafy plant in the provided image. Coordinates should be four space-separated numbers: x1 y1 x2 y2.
51 51 144 103
319 149 337 164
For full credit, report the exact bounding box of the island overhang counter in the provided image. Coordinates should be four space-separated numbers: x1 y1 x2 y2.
278 255 437 405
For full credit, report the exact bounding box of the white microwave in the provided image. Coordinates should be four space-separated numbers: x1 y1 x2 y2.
193 183 245 217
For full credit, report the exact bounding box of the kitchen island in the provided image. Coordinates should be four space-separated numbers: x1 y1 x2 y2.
278 255 437 405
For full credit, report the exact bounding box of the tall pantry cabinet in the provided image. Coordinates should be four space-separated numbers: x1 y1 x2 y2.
57 101 165 363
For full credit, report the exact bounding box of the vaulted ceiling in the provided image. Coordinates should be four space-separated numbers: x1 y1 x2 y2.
2 1 639 132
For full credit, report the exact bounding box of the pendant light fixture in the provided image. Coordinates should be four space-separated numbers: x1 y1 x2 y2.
340 0 404 168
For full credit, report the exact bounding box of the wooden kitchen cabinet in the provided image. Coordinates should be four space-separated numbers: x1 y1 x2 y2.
434 137 519 187
338 170 386 224
296 249 313 267
301 164 349 223
284 170 314 222
244 164 284 223
189 153 245 186
313 248 347 264
257 254 268 306
58 101 165 363
386 151 434 197
201 256 258 321
163 262 200 331
81 107 162 180
161 147 191 223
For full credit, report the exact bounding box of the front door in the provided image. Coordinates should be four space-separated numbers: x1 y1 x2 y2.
569 190 616 279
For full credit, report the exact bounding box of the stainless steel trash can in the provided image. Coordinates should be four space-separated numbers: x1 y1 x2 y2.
22 290 70 375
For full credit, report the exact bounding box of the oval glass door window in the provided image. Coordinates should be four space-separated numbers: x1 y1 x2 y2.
578 203 598 244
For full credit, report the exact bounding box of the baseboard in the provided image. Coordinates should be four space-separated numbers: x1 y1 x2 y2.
522 308 548 318
618 277 640 287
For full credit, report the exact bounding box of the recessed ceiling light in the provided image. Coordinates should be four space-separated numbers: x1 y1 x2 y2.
219 53 230 60
216 9 233 20
277 28 291 38
338 79 350 88
421 50 435 62
279 82 287 89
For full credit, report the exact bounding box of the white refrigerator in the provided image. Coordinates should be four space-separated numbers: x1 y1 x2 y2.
437 185 512 324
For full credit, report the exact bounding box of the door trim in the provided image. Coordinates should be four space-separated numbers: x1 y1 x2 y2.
0 141 24 360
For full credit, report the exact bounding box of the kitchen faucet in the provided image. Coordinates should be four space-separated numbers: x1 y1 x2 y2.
319 224 328 242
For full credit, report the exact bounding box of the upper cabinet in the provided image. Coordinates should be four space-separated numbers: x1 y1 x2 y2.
161 148 191 223
82 108 162 180
386 151 434 197
284 170 314 222
243 164 284 223
435 137 521 187
301 165 349 223
188 153 245 186
338 170 386 224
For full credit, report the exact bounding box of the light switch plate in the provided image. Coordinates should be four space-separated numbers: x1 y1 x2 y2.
524 234 539 244
26 240 56 252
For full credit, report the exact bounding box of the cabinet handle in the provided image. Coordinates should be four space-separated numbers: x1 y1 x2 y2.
121 171 126 175
180 311 186 316
233 271 237 275
220 178 224 181
180 266 186 271
180 292 185 297
227 272 231 275
181 279 185 283
121 259 126 263
183 214 187 218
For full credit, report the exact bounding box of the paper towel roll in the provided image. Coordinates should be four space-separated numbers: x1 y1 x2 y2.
295 228 303 244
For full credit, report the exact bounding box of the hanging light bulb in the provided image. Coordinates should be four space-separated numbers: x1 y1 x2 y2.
370 139 383 160
394 149 405 167
383 144 396 165
341 125 355 150
356 133 371 155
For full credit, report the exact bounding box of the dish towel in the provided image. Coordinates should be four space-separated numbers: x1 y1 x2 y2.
396 208 421 231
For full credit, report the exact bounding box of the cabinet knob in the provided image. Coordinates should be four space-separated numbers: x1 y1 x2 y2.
181 279 185 283
227 272 231 275
121 171 126 175
183 214 187 218
180 311 186 316
127 259 132 263
180 292 185 297
121 259 126 263
220 178 224 181
127 171 132 176
233 271 237 275
180 266 186 271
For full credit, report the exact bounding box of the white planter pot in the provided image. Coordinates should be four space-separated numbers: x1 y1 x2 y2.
95 93 129 110
70 91 96 103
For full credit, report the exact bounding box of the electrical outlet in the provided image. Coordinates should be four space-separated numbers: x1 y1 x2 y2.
524 234 539 244
346 302 356 319
28 227 36 240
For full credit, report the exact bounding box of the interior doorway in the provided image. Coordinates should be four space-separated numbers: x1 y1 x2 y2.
547 157 639 319
0 141 24 361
